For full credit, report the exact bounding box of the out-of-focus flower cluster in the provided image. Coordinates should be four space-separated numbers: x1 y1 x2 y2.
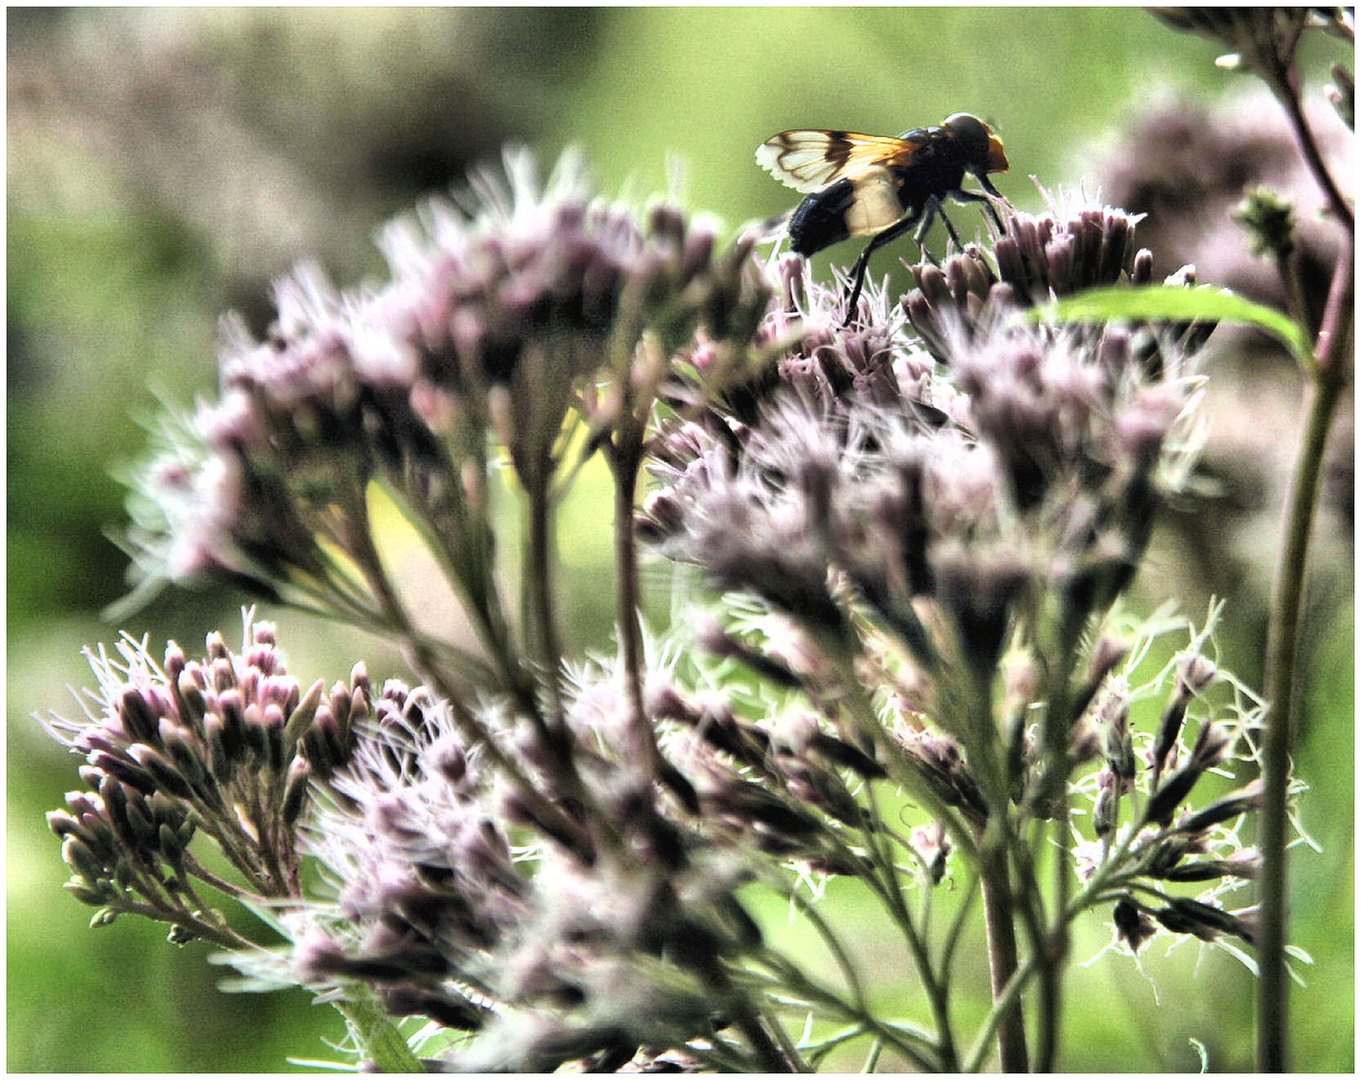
44 613 366 939
286 664 895 1071
123 148 769 667
1090 88 1354 607
1096 88 1353 326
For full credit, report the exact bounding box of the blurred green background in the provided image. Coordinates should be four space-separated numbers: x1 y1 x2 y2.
8 7 1352 1072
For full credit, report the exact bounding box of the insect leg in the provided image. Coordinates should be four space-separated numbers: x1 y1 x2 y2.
935 206 965 253
843 207 923 320
976 174 1006 202
911 196 944 265
953 187 1006 234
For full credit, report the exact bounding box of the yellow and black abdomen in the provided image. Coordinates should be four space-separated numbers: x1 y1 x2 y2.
788 171 912 257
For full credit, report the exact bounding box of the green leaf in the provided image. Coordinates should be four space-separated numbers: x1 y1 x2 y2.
335 997 424 1072
1033 285 1312 366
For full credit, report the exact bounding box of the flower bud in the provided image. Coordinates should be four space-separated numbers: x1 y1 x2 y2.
282 758 312 825
1113 895 1157 952
127 744 193 799
118 688 161 746
1175 779 1264 833
282 678 326 755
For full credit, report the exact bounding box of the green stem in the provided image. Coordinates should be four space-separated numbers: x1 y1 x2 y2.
751 953 941 1071
776 879 872 1012
179 853 259 902
112 896 256 951
863 788 959 1070
1037 642 1080 1073
524 464 566 728
937 869 981 984
381 475 531 702
606 435 663 780
762 1004 814 1073
333 996 424 1072
962 659 1028 1072
975 823 1029 1072
832 660 978 864
1258 235 1353 1072
963 947 1041 1073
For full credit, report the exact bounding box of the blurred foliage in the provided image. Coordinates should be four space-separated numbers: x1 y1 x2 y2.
7 7 1351 1072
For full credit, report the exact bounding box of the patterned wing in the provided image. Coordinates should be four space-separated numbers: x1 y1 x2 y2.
755 130 920 194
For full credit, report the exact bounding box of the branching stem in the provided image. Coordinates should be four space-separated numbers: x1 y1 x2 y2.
1258 232 1353 1072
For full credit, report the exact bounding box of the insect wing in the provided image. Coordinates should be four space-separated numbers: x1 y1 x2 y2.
755 131 920 194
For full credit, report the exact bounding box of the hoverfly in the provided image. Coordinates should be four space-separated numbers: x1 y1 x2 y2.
756 113 1009 317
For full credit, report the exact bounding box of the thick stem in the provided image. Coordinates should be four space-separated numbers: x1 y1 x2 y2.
1257 237 1353 1072
1037 642 1079 1072
976 825 1029 1072
525 464 567 728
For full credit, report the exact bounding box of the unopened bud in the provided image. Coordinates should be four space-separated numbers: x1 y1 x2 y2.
1175 653 1217 697
118 688 161 746
283 678 326 755
127 744 193 799
176 671 208 730
1152 695 1189 782
1176 779 1264 833
282 758 312 825
1113 895 1157 952
1156 896 1252 943
1093 773 1118 837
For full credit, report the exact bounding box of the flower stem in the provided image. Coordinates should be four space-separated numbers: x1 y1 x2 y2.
1268 68 1354 235
750 952 941 1071
963 946 1041 1073
606 435 663 780
1258 234 1353 1072
862 786 959 1069
524 464 567 728
976 827 1029 1072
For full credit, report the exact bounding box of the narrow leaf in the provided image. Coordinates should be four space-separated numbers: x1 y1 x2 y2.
1034 285 1311 365
336 998 423 1072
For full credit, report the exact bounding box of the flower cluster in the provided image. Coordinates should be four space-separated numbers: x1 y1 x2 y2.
1073 637 1267 955
900 191 1214 365
645 256 1203 697
40 142 1292 1073
44 614 367 939
123 149 770 682
288 664 890 1071
640 204 1266 966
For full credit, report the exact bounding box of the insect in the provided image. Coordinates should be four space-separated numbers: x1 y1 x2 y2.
756 113 1009 318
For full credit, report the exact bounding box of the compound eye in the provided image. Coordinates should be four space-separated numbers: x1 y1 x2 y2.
943 113 990 156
